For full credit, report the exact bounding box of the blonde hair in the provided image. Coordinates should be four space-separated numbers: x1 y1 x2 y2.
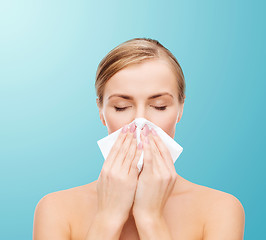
95 38 186 107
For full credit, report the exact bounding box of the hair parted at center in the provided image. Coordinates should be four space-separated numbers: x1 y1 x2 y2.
95 38 186 107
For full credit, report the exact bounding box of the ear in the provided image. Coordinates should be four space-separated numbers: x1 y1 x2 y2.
96 98 106 126
176 95 185 123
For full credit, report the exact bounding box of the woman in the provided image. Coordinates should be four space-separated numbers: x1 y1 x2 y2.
33 38 245 240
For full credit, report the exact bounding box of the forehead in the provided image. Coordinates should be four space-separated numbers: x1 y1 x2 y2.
103 59 178 99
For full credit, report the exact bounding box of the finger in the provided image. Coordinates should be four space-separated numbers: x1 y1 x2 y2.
149 129 178 197
103 124 129 169
129 140 143 176
140 126 153 172
122 131 137 171
150 127 176 172
147 131 169 174
110 123 136 170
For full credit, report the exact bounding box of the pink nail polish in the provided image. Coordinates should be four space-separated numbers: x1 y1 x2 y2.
138 142 143 149
143 124 149 136
130 123 136 133
122 125 128 133
151 128 157 136
133 130 137 138
145 136 149 144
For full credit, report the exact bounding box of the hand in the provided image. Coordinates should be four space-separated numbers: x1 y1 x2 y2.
132 124 178 220
96 123 142 223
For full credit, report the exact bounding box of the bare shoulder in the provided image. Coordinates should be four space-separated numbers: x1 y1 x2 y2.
35 181 96 210
33 189 71 239
188 183 245 239
189 182 244 209
40 181 98 214
33 181 97 239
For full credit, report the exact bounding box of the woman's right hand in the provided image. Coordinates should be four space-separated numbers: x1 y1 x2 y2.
96 123 142 223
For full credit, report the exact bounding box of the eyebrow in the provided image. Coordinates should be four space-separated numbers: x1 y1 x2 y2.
107 92 174 100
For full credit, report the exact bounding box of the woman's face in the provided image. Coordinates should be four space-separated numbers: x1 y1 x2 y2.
97 59 185 138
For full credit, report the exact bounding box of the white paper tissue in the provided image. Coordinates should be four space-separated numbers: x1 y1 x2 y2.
97 118 183 172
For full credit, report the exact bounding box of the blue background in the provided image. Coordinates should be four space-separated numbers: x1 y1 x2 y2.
0 0 265 239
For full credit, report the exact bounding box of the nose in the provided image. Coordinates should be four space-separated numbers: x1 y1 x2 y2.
132 106 151 130
134 105 147 120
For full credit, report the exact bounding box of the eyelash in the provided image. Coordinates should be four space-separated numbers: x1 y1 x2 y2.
114 106 167 112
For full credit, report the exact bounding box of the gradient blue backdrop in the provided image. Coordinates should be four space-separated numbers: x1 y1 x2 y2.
0 0 265 239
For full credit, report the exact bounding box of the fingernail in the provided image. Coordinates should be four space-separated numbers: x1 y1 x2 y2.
142 124 149 136
133 130 137 138
151 128 157 136
130 123 136 133
138 142 143 149
145 136 149 144
122 125 128 133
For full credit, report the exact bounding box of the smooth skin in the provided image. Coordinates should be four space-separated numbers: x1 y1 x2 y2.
33 59 245 240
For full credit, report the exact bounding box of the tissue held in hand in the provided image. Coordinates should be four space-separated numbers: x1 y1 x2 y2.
97 118 183 172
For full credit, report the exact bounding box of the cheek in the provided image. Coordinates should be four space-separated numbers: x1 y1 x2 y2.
103 109 130 134
155 118 176 138
151 110 178 138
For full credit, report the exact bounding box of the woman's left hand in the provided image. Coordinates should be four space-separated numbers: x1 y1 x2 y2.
132 124 178 221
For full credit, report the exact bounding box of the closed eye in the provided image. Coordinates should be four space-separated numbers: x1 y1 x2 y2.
153 106 167 111
114 106 167 112
114 106 129 111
